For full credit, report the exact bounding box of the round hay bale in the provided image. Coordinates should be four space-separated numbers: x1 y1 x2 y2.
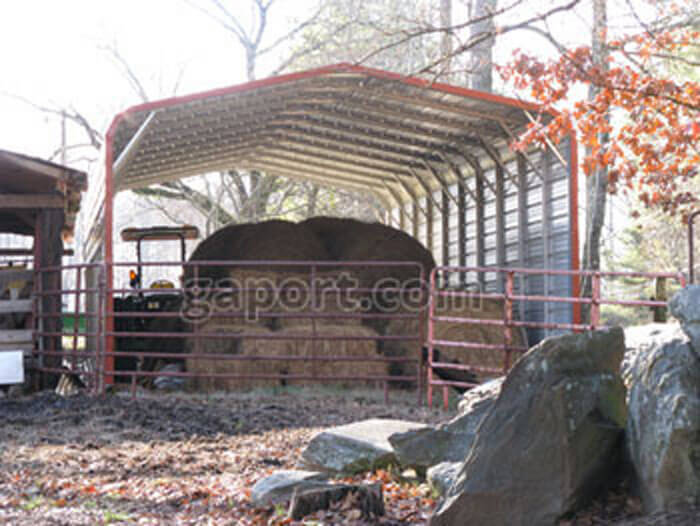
275 324 387 387
185 220 330 282
382 298 527 383
301 217 435 287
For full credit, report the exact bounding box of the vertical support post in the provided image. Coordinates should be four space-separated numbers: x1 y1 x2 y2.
590 273 601 329
654 277 668 323
542 150 553 330
442 189 450 288
475 169 485 290
426 197 434 255
427 268 436 408
442 189 450 267
417 265 425 405
504 271 514 373
517 155 528 325
104 130 116 387
72 266 81 372
495 165 506 292
98 265 107 394
193 262 202 388
37 208 64 388
458 180 466 288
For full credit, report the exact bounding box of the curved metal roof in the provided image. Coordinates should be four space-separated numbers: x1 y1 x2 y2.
105 63 547 207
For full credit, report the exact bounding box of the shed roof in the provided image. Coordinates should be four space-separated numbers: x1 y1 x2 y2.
0 149 86 236
106 63 547 206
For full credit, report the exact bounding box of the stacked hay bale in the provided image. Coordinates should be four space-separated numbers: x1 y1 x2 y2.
184 220 385 391
183 217 522 391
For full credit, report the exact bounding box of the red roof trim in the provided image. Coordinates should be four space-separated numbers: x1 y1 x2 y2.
104 63 544 145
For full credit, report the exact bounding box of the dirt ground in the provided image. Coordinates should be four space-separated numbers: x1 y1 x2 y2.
0 389 697 525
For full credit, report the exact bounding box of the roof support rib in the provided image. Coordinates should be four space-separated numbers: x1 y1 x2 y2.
499 122 546 182
436 152 478 202
113 111 157 178
391 174 429 221
478 138 519 186
408 167 445 215
421 160 460 208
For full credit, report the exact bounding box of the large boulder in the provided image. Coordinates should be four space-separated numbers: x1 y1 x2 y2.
389 378 503 472
299 419 427 474
624 322 700 512
431 328 627 526
669 285 700 359
250 470 328 507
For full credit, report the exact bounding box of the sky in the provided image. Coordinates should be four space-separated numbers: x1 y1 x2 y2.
0 0 312 163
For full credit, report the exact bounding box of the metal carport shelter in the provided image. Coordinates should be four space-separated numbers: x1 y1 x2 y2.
81 63 580 375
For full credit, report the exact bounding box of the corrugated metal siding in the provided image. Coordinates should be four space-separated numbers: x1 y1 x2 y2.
399 141 575 347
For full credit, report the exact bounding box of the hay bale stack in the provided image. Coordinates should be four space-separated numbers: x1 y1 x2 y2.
275 324 386 386
301 217 435 287
186 220 331 282
185 324 288 391
186 323 386 391
219 268 369 329
382 298 527 382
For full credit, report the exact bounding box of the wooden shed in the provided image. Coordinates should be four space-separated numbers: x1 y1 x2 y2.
0 149 86 387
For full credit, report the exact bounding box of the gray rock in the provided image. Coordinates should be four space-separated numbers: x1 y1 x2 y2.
250 470 328 507
624 323 700 512
389 378 503 471
669 286 700 358
431 328 627 526
300 419 427 474
427 461 461 496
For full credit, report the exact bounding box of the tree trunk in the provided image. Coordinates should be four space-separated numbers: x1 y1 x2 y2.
440 0 452 81
581 0 609 321
470 0 496 91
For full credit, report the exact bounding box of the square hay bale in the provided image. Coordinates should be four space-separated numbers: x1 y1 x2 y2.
224 269 368 329
185 324 289 391
275 324 387 387
185 322 386 391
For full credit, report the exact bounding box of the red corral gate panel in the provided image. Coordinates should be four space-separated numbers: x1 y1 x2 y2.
426 266 686 408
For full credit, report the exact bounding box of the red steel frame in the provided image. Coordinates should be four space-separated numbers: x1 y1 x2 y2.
101 63 581 387
426 265 686 408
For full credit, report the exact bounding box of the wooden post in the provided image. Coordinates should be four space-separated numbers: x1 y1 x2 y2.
37 208 65 389
654 277 668 323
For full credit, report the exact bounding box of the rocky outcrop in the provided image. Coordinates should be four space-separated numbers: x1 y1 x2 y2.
624 321 700 512
431 328 627 526
389 378 502 472
299 419 427 474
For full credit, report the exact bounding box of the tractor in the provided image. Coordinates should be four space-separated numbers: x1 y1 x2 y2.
114 225 199 383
